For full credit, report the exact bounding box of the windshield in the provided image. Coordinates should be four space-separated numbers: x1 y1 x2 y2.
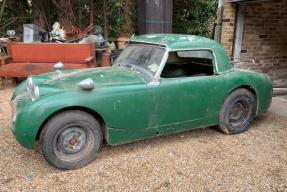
114 44 165 78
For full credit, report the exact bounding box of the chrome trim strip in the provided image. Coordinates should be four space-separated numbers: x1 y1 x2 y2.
154 48 169 81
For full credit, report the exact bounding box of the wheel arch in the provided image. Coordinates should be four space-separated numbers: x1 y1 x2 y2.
35 106 107 142
226 84 259 113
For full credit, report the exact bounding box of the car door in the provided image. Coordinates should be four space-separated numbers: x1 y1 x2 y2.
152 50 222 133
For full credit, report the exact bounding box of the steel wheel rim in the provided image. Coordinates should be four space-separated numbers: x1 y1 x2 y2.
228 99 251 128
53 125 95 162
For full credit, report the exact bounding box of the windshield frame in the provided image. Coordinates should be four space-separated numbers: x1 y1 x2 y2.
114 43 169 81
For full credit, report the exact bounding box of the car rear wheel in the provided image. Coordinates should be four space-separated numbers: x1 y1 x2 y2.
218 88 257 134
40 110 102 170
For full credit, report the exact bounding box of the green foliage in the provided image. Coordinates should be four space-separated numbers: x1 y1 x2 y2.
108 0 123 37
96 0 136 38
0 0 32 36
173 0 217 37
0 0 217 39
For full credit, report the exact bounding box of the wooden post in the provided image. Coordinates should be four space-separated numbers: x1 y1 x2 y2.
214 0 224 43
233 4 245 62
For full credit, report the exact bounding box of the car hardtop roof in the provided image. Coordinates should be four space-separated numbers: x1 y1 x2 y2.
130 34 224 51
131 34 232 73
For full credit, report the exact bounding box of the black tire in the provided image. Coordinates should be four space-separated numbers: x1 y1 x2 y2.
218 88 257 134
40 110 103 170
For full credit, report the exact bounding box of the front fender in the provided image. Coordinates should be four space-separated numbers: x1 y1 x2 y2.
13 91 107 149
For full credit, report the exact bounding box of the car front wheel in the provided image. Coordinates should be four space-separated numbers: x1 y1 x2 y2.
218 88 257 134
40 110 103 170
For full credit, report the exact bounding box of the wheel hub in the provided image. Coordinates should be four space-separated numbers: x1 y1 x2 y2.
228 100 250 127
58 127 87 154
230 102 245 121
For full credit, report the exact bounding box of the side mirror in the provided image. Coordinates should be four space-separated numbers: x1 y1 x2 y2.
78 78 95 90
54 62 64 71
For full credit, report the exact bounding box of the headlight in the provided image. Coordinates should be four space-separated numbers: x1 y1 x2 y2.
27 76 34 91
31 84 40 101
10 101 16 122
26 76 40 101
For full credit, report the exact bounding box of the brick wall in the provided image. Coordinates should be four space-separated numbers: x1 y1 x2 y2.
240 0 287 87
221 0 287 87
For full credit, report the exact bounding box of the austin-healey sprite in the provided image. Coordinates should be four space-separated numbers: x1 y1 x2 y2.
11 34 272 169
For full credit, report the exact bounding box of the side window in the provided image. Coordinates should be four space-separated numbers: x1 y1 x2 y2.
177 50 213 59
161 50 214 78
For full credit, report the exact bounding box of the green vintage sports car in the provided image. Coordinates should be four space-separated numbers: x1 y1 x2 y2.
11 34 272 169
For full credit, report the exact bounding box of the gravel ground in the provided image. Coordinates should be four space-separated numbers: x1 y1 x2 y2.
0 85 287 192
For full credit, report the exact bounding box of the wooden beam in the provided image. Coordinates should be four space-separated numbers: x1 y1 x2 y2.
214 0 224 43
233 4 245 62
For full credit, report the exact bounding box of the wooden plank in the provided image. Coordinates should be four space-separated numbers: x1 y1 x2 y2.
0 63 91 77
10 42 94 63
0 42 97 78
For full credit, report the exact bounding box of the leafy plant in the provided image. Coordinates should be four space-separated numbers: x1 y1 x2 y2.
0 0 32 36
173 0 217 37
0 0 217 39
